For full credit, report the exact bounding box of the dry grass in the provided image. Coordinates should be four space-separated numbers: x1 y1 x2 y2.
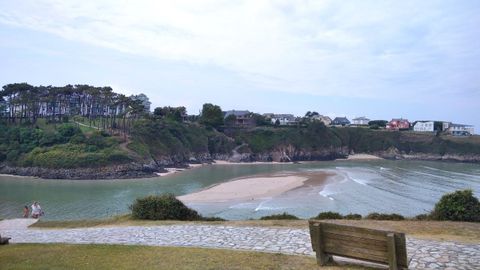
32 216 480 243
0 244 371 270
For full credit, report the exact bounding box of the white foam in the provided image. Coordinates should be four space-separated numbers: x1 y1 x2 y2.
254 199 286 211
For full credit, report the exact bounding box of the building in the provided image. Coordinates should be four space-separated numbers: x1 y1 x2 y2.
386 118 410 130
224 110 255 127
311 115 332 126
352 116 370 126
413 121 434 132
331 117 350 126
447 124 474 136
265 113 297 125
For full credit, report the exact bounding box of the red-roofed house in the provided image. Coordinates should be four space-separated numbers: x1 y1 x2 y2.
386 118 410 130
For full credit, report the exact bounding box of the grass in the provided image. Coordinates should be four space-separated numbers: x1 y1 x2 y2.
31 216 480 244
0 244 371 270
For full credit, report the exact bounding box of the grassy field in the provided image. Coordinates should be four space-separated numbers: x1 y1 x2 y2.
0 244 371 270
32 216 480 244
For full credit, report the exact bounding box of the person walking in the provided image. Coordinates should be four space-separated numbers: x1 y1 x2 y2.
31 201 42 218
23 205 29 218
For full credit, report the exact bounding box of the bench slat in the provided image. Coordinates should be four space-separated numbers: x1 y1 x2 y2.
321 223 389 241
323 232 388 252
324 242 389 263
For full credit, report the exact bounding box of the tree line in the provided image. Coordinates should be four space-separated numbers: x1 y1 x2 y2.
0 83 151 136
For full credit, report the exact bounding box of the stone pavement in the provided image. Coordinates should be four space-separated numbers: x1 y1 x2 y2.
1 221 479 269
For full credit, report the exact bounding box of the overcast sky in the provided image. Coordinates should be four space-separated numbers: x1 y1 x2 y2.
0 1 479 132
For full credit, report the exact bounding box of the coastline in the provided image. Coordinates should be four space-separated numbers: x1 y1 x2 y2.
178 171 333 203
2 151 479 180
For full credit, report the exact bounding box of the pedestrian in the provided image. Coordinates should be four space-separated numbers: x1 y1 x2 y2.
23 205 29 218
31 201 43 218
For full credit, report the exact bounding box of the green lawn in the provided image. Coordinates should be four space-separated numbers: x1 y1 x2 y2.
0 244 370 270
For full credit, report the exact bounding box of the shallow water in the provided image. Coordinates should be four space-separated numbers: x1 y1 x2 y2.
1 160 479 220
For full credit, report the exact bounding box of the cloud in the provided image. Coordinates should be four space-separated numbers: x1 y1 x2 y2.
0 0 479 99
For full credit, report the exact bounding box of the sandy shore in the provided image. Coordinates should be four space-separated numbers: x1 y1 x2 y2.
345 154 382 160
178 171 332 203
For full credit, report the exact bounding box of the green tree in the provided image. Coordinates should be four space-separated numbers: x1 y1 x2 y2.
200 103 223 128
368 120 388 128
154 106 186 122
224 114 237 126
431 189 480 222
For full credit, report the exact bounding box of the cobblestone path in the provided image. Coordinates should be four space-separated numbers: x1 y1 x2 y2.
1 222 479 269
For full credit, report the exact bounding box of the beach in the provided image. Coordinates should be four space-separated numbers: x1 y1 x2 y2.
178 171 333 203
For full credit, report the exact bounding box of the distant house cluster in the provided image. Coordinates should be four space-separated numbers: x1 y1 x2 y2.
221 109 475 136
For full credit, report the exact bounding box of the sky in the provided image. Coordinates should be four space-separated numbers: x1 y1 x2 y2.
0 0 479 132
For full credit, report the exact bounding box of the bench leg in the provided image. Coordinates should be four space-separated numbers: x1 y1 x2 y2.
387 233 398 270
310 223 330 265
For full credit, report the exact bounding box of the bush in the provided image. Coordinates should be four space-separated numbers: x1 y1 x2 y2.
414 214 430 220
314 211 343 220
430 189 480 222
344 213 362 220
57 124 81 138
130 194 201 221
260 212 300 220
366 213 405 221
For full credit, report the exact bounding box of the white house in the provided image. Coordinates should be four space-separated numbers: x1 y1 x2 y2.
268 114 296 125
447 124 474 136
413 121 435 132
311 115 332 126
352 116 370 126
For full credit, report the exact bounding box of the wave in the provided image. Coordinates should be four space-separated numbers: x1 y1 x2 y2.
421 166 480 181
254 199 287 211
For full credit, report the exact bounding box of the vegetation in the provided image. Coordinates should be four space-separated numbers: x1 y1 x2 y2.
0 123 130 168
430 189 480 222
0 83 149 136
2 83 480 172
260 212 300 220
128 119 235 161
130 194 202 221
313 211 343 220
1 244 364 270
199 103 223 128
343 213 363 220
365 213 405 221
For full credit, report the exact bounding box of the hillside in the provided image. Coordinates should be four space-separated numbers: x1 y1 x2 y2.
1 118 480 179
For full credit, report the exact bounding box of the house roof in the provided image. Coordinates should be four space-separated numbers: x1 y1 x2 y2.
332 117 350 123
352 116 370 121
271 114 294 118
450 123 474 127
391 118 409 122
224 110 250 118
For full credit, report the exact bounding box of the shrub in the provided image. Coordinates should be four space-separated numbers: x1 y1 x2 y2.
430 189 480 222
201 217 226 221
414 214 430 220
130 194 201 221
366 213 405 221
343 213 362 220
314 211 343 220
69 133 86 144
57 124 81 138
260 212 300 220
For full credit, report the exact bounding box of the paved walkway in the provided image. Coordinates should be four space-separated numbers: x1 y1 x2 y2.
1 220 479 269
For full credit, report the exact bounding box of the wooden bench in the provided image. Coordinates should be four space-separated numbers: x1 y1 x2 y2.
0 234 11 245
309 221 408 270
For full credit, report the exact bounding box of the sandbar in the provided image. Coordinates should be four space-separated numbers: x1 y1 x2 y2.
178 171 332 203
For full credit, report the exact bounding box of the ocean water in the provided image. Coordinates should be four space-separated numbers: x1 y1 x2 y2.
1 160 479 220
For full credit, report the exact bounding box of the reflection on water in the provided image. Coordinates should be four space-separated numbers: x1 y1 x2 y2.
1 160 479 220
